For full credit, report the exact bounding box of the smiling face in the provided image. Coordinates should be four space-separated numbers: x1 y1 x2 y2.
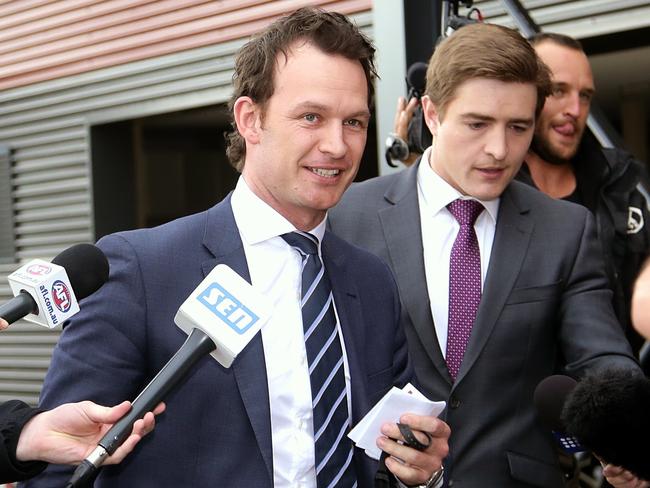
532 41 595 164
422 78 537 201
234 41 369 230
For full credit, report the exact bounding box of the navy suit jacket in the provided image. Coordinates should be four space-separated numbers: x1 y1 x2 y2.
24 195 413 487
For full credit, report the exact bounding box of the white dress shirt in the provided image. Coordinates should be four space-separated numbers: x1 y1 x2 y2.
417 148 500 357
230 176 351 488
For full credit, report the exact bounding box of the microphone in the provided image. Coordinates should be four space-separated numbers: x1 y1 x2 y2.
533 375 585 453
561 368 650 480
0 243 109 327
385 133 410 167
66 264 272 488
404 62 432 154
406 62 427 100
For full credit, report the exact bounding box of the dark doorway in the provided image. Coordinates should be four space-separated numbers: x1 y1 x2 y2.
90 105 237 239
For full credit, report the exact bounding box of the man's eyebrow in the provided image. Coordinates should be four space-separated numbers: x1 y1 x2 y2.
347 109 372 119
460 112 534 125
460 112 496 122
293 101 328 112
509 117 534 126
292 101 371 119
553 81 595 96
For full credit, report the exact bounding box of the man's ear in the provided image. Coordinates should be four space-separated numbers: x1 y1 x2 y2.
421 95 440 137
233 96 262 144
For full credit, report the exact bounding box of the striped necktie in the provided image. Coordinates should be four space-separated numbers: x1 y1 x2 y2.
282 231 357 488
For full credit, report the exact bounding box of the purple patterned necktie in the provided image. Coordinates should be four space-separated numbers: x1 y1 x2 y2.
446 199 484 381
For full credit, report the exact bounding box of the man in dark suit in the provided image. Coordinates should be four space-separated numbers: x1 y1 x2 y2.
330 23 641 487
24 8 449 488
517 33 650 356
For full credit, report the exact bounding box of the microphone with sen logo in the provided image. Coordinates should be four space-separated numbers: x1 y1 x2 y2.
66 264 272 487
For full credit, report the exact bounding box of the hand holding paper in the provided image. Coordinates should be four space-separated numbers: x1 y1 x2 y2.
349 384 450 486
349 383 445 459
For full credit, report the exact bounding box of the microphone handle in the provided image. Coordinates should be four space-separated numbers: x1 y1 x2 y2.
0 292 37 324
100 328 216 454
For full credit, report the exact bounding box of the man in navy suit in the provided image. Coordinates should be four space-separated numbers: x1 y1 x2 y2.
25 7 449 488
329 23 642 487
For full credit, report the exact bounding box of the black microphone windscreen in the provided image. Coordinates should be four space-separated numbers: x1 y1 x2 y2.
52 243 109 300
561 368 650 480
533 374 576 432
406 62 428 93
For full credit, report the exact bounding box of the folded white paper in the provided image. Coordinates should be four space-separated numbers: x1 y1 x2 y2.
348 383 446 460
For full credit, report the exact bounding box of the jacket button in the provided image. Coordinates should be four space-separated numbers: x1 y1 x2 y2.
450 397 461 409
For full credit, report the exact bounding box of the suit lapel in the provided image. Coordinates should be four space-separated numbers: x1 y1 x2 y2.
379 162 449 381
454 184 533 385
322 233 370 423
201 195 273 481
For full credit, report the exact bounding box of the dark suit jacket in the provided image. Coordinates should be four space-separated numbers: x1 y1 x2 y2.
329 160 639 488
0 401 46 483
24 195 412 487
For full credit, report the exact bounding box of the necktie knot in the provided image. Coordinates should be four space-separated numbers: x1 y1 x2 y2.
447 199 484 226
281 231 319 255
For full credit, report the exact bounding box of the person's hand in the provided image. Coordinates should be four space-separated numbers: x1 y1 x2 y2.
393 96 418 142
632 258 650 340
377 413 449 485
392 96 420 166
603 464 650 488
0 318 8 330
16 400 165 465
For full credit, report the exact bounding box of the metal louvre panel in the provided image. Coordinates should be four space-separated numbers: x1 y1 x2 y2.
0 265 13 298
0 320 57 405
0 7 372 405
0 281 11 323
466 0 650 37
0 146 14 264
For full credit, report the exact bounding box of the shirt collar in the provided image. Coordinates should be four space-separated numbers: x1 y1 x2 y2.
231 176 326 246
417 147 500 224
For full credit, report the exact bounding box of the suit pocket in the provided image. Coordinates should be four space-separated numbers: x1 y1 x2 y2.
506 451 564 487
366 365 395 405
506 280 562 305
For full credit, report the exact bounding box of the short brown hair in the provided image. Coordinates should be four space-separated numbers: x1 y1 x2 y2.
225 7 377 171
425 23 551 119
529 32 584 52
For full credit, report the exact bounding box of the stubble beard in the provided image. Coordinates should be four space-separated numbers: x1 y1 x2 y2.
530 130 579 167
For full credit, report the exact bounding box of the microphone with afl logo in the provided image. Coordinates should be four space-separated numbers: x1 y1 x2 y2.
0 243 109 327
66 264 272 488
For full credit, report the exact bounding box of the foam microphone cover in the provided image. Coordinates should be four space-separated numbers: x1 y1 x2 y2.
52 243 109 299
406 62 427 95
561 368 650 480
533 374 576 432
